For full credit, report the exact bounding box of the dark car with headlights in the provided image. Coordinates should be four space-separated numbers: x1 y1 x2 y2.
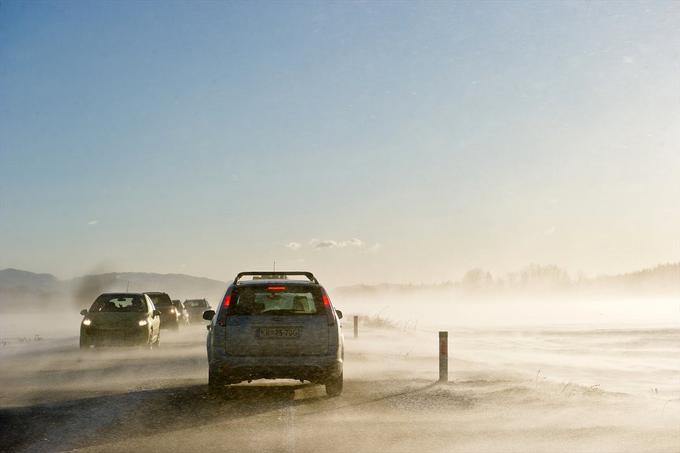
172 299 190 325
184 299 211 323
79 293 161 348
204 271 344 396
145 292 180 330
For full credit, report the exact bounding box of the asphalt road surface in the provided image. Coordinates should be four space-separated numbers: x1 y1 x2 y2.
1 324 678 453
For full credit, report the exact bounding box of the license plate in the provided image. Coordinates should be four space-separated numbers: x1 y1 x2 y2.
257 327 300 339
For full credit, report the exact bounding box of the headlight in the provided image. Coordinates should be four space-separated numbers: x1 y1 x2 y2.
138 320 148 327
82 319 92 326
170 308 176 314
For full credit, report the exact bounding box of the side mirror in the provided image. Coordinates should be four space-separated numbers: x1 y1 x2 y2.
335 309 343 319
153 310 161 317
80 309 88 316
203 310 215 321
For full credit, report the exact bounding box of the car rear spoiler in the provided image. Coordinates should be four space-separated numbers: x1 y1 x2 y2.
233 271 319 285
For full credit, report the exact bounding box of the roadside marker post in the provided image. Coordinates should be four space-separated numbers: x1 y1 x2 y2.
353 315 359 338
439 331 448 382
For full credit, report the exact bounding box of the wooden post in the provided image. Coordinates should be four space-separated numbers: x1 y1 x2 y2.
353 315 359 338
439 331 448 382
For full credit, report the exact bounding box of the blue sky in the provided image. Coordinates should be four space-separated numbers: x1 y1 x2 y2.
1 1 679 285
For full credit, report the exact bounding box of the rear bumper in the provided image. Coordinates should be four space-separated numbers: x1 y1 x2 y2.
159 314 179 328
209 352 342 383
187 310 206 322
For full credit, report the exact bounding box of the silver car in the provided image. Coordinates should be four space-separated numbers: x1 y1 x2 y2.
203 271 344 396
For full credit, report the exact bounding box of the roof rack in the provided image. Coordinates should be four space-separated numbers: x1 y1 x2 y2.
233 271 318 285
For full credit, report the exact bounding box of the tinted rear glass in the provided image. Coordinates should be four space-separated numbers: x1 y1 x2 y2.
228 285 323 316
185 300 208 308
90 294 147 313
147 293 172 306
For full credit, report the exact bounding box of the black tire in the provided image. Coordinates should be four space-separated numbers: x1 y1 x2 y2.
325 372 343 397
208 370 228 395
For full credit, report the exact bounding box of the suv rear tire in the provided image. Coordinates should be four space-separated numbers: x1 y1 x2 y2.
325 372 343 397
208 370 228 395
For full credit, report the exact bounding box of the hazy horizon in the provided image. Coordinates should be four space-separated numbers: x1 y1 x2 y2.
2 259 680 287
2 1 679 288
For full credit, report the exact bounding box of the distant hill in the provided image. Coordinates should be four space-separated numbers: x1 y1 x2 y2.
68 272 227 308
0 268 59 291
0 269 227 312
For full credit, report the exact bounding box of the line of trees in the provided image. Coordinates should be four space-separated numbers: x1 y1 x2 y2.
337 262 680 297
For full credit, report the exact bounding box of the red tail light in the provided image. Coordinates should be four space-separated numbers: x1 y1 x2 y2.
322 290 334 325
217 292 231 326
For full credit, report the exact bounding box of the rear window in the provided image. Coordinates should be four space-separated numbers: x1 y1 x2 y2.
147 293 172 306
228 285 323 316
90 294 147 313
185 299 208 308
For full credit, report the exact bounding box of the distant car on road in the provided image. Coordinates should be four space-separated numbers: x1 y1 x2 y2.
184 299 211 323
172 299 190 325
79 293 161 348
203 271 344 396
145 292 180 330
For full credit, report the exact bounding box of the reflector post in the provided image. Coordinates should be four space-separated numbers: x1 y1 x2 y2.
439 331 448 382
